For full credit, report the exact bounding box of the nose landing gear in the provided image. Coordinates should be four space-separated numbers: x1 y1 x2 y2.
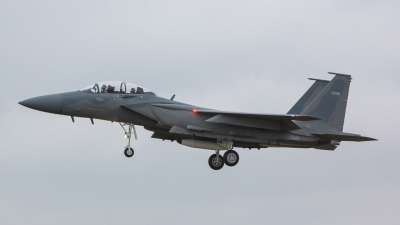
119 122 137 158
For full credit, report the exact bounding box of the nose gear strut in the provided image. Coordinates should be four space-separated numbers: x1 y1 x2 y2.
119 122 137 157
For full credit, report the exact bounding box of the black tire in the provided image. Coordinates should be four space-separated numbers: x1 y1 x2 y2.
208 154 224 170
124 148 134 157
223 150 239 167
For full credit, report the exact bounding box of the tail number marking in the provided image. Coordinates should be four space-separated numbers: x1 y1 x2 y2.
331 91 341 96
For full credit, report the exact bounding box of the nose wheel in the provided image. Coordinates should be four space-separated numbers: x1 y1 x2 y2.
124 148 134 157
119 122 137 158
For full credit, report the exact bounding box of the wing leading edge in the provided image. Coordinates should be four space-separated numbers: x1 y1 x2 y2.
151 104 320 121
151 103 319 131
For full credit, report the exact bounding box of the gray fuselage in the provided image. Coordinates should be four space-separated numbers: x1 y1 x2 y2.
20 90 327 150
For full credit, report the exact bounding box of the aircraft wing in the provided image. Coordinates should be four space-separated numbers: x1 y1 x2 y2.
151 104 319 131
195 109 319 121
151 104 319 121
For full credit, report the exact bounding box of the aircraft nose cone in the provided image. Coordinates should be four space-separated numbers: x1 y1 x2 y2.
19 94 63 114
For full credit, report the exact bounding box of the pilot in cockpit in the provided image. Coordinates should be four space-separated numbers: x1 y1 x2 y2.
137 87 144 94
106 85 115 93
130 88 136 94
101 84 106 93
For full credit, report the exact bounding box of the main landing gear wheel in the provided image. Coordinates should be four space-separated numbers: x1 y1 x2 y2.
124 148 134 157
208 154 224 170
223 150 239 167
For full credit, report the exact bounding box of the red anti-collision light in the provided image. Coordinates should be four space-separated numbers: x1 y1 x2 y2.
192 109 197 114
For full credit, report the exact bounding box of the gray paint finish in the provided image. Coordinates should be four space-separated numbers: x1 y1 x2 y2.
19 73 375 158
287 78 329 115
2 1 398 224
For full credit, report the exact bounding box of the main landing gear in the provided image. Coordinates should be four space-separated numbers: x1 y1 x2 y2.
208 150 240 170
119 122 137 158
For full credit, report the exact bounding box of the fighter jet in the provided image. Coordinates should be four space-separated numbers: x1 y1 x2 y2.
19 72 376 170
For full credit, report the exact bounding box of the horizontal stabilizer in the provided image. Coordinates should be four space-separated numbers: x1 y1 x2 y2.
312 132 377 142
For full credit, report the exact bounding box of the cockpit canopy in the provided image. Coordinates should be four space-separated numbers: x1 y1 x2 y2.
80 81 155 95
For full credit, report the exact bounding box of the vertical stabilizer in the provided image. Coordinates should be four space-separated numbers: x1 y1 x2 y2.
298 72 352 132
287 78 329 115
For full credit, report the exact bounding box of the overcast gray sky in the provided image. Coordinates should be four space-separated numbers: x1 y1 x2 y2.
1 1 399 224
